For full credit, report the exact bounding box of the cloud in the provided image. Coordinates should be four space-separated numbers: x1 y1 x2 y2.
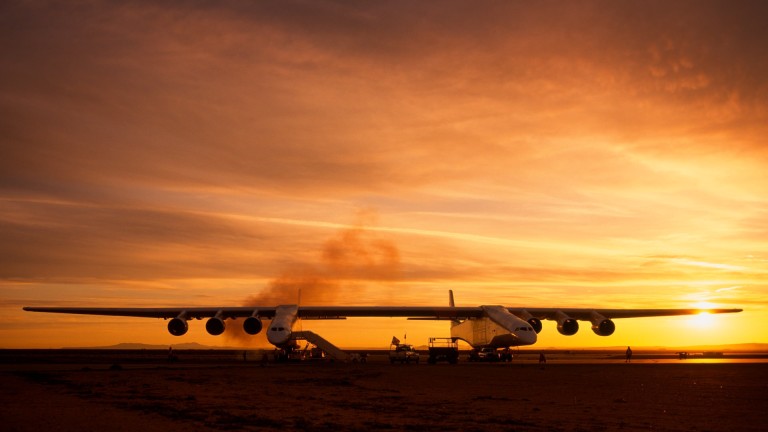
0 198 297 280
3 1 766 202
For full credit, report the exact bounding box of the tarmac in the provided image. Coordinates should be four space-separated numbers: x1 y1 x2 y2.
1 349 766 431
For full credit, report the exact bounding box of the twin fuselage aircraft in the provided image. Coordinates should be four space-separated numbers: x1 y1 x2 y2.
24 291 741 350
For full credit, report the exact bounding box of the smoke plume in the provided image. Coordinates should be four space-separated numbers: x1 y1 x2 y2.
224 217 401 345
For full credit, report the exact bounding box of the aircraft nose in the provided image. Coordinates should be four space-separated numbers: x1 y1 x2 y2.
523 329 537 345
267 327 291 345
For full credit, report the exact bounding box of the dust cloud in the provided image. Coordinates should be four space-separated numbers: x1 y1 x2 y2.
224 217 401 345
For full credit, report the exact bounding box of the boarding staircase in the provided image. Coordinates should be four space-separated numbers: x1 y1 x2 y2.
292 330 349 361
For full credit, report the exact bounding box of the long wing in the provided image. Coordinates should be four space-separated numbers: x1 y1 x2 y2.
23 307 279 319
23 305 741 320
512 307 742 320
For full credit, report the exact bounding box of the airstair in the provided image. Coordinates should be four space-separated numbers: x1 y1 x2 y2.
292 331 349 361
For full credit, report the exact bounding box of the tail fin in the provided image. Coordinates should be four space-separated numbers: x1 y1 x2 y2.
449 290 459 327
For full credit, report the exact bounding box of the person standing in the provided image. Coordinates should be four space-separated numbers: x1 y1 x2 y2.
625 346 633 363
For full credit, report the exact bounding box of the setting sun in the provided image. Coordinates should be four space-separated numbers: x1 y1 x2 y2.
689 312 715 329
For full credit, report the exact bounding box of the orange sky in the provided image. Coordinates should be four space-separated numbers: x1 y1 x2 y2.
1 1 766 349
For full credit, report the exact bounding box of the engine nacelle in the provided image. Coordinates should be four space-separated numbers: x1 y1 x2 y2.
167 317 188 336
527 317 543 334
555 311 579 335
243 316 263 335
206 316 226 336
557 319 579 335
516 310 543 334
591 318 615 336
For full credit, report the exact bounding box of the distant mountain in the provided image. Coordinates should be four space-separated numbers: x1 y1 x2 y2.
532 343 768 352
666 343 768 352
66 342 768 352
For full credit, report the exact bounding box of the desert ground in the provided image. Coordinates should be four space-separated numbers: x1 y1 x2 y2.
1 351 766 431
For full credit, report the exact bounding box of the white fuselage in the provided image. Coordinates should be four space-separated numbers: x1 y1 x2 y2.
266 305 298 346
450 305 537 348
265 303 536 349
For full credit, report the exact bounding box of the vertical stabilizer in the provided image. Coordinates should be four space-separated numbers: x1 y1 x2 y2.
448 290 459 327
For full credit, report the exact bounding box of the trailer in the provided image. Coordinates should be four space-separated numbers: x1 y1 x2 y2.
427 337 459 364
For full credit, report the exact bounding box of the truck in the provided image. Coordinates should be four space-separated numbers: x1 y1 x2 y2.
427 337 459 364
389 341 420 364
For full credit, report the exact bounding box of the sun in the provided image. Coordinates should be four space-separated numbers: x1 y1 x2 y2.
690 311 714 328
688 301 716 328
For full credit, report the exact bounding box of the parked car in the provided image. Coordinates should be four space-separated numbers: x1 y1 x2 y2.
389 343 420 364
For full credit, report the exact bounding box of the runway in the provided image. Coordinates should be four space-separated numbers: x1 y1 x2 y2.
1 351 766 431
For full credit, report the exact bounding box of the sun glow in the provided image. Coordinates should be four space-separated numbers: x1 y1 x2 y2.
690 312 714 328
688 302 718 329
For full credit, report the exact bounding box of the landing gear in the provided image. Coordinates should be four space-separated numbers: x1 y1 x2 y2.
273 342 301 362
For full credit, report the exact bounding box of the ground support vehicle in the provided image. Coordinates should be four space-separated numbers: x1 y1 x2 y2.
389 342 420 364
427 337 459 364
468 347 513 362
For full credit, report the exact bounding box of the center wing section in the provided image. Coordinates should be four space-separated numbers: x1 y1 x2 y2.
296 306 483 320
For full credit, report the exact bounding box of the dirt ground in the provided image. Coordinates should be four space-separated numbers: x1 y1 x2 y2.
1 358 766 431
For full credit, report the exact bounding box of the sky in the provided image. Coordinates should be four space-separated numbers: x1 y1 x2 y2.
1 0 766 349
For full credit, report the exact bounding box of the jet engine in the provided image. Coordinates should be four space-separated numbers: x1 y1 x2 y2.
590 313 615 336
243 316 263 335
591 319 615 336
527 317 543 334
167 317 188 336
516 310 543 334
205 316 226 336
555 311 579 335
